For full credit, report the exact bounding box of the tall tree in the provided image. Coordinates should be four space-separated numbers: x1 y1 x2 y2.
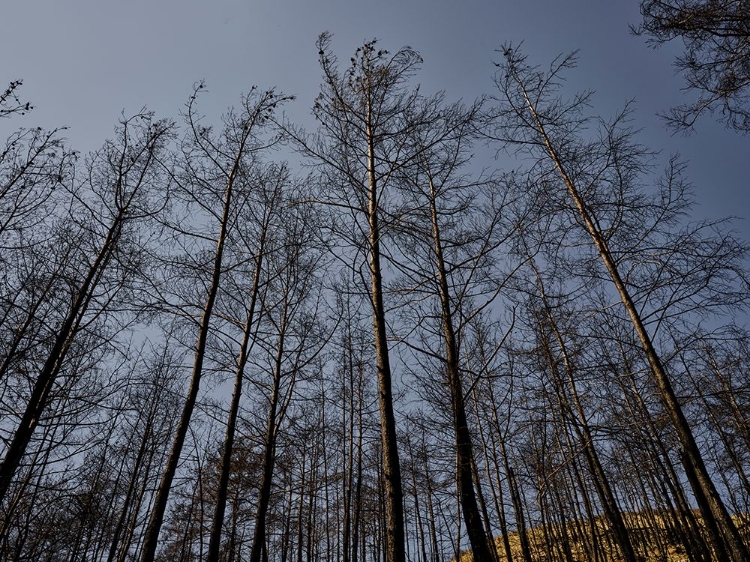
490 47 749 561
139 87 288 561
247 189 328 562
391 95 508 561
206 162 284 562
285 33 431 562
0 111 173 504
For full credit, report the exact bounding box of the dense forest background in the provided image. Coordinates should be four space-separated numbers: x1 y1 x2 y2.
1 2 750 561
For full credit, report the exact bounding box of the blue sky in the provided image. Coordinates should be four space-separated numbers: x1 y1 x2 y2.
2 1 746 241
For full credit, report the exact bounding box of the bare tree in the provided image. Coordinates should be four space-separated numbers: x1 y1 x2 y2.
0 111 174 505
246 189 328 562
139 87 288 561
205 162 285 562
389 94 512 561
283 33 432 562
633 0 750 132
489 47 749 561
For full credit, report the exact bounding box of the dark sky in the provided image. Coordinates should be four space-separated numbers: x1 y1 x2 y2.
3 0 747 240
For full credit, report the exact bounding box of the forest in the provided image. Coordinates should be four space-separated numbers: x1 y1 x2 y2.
1 2 750 561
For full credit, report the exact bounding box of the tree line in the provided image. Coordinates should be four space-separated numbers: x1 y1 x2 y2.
1 6 750 560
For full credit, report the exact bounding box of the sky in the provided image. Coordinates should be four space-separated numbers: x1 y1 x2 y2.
2 0 747 242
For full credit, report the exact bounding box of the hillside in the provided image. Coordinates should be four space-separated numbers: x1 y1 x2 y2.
458 512 750 562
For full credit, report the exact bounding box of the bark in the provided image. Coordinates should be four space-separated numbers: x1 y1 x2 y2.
427 176 495 562
206 218 266 562
366 79 406 562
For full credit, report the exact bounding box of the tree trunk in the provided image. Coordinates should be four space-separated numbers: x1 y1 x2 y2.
249 308 288 562
427 178 495 561
207 228 265 562
366 86 406 562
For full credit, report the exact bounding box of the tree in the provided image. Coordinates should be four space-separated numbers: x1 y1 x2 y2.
0 111 174 505
204 161 285 562
0 81 73 389
391 94 508 561
490 46 750 561
517 252 639 562
139 86 288 561
246 188 328 562
285 33 430 562
634 0 750 132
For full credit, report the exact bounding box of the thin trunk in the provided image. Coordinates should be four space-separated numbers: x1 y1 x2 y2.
409 447 429 562
427 176 494 562
351 364 364 562
484 423 514 562
423 445 441 562
322 393 332 562
305 434 318 562
296 442 307 562
473 378 514 562
366 78 405 562
207 229 265 562
471 453 499 561
249 305 288 562
507 466 533 562
281 472 294 562
342 327 356 562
